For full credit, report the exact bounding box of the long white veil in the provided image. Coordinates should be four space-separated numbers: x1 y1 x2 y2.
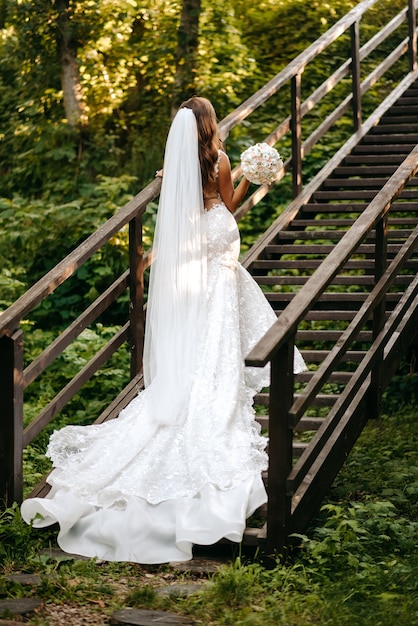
143 108 207 426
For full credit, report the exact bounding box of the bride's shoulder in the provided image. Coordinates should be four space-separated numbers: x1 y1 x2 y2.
218 150 231 174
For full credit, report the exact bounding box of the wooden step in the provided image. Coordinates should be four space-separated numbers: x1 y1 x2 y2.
352 144 416 153
291 218 418 227
380 115 418 124
312 190 392 200
275 230 349 240
255 392 339 407
296 371 353 383
296 329 372 341
254 275 414 287
301 349 366 362
252 259 378 269
265 243 406 255
293 442 309 457
394 97 418 105
323 178 391 189
275 229 415 241
302 202 369 213
381 106 418 116
344 154 406 164
256 414 330 432
370 124 418 134
266 292 403 305
361 134 418 144
333 165 398 176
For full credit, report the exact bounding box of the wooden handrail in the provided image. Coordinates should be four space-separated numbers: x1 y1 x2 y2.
218 0 380 138
0 178 161 338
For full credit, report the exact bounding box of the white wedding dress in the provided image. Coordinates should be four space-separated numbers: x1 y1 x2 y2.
21 201 306 564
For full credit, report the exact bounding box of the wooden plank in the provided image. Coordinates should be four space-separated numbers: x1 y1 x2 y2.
371 123 418 133
251 259 378 269
129 214 145 378
396 96 418 104
301 349 366 362
256 392 339 406
302 310 380 321
297 371 353 383
333 165 398 175
243 524 267 545
95 374 144 423
313 190 387 200
290 218 418 226
265 243 405 254
275 230 349 240
266 341 294 554
353 143 416 153
345 154 407 163
362 133 418 143
323 178 393 188
380 115 418 123
293 442 309 457
266 293 402 304
254 275 395 286
0 330 24 505
296 329 372 341
302 202 369 212
350 20 362 130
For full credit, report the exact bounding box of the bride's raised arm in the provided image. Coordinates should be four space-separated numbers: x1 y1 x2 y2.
217 150 250 212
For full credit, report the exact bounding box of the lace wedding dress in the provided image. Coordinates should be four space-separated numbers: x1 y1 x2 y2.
22 200 306 563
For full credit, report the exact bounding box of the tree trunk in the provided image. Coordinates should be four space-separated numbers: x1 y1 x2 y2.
171 0 201 116
0 0 7 29
55 0 86 127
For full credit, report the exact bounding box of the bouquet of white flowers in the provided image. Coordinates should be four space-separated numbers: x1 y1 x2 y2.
240 143 283 185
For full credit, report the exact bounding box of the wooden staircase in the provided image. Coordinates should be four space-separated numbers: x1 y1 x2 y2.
243 80 418 547
1 0 417 556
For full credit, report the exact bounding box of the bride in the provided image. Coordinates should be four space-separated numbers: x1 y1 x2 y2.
21 96 306 563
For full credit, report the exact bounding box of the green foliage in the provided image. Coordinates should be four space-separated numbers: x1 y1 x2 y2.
0 404 416 624
124 585 158 607
22 324 130 433
0 504 43 565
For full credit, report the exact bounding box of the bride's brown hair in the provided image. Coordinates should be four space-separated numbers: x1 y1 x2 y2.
179 96 219 190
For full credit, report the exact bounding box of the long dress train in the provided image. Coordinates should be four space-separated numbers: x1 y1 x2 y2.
21 202 306 564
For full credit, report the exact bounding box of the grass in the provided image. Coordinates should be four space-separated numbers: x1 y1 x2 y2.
1 381 417 625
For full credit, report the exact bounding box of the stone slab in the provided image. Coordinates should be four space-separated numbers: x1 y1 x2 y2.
0 597 42 617
111 608 194 625
155 583 204 597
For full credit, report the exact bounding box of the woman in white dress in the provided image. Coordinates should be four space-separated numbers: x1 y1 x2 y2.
21 97 306 563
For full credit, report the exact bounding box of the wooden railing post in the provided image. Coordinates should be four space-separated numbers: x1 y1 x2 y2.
368 213 388 419
129 214 145 378
291 72 303 198
350 20 362 131
0 330 24 506
266 335 295 556
408 0 417 72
